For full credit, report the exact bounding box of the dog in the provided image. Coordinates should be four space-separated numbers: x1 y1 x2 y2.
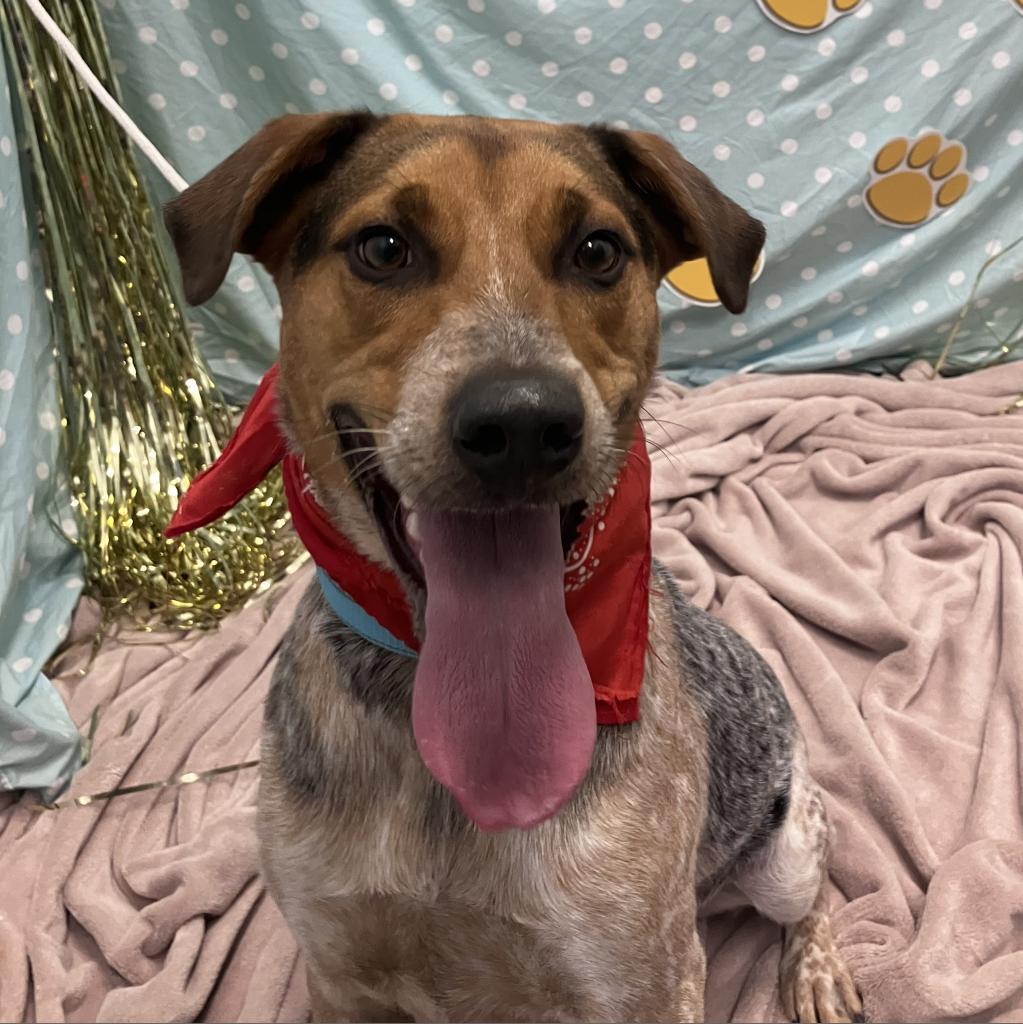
164 111 862 1023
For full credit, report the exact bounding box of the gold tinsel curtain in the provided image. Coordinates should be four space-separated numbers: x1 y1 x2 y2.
0 0 300 632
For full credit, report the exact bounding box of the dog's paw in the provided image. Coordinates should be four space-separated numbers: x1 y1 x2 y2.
755 0 864 33
864 132 970 228
665 251 765 307
780 917 864 1024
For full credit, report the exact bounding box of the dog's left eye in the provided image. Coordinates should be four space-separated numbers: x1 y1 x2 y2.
574 232 623 279
355 227 411 273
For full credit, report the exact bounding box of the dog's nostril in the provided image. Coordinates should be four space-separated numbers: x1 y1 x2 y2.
460 423 507 458
542 421 579 455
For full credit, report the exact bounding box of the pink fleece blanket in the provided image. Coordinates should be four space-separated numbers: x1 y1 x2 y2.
2 362 1022 1022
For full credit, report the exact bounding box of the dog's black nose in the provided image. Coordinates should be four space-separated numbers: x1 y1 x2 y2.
450 371 584 490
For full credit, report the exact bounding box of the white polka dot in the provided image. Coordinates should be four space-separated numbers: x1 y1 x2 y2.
577 91 594 108
912 299 929 314
884 95 902 113
697 349 713 358
249 65 265 81
747 109 765 127
235 2 250 17
862 260 880 277
608 0 625 6
781 200 799 217
800 267 817 281
836 349 852 363
854 0 873 16
985 239 1003 256
818 329 834 342
644 22 662 39
730 323 747 337
7 314 22 334
850 65 869 85
757 338 774 351
816 102 832 120
818 36 836 57
874 325 891 340
110 59 126 75
541 61 559 77
468 0 485 11
39 410 56 430
814 166 833 185
575 26 592 43
147 93 166 111
853 305 869 317
974 165 990 181
472 59 491 77
678 51 697 70
237 274 256 292
1008 129 1023 147
442 89 459 105
924 0 941 8
714 15 732 32
379 82 398 100
781 73 799 92
508 93 527 110
170 0 188 8
992 51 1010 70
23 608 43 624
211 28 228 45
765 293 782 309
713 81 731 98
899 233 917 248
748 44 766 62
793 316 809 328
645 87 663 103
404 54 423 71
958 21 977 40
781 138 799 155
284 103 300 114
921 59 940 78
985 115 998 127
179 60 198 77
0 369 13 391
12 657 32 673
16 260 28 281
837 240 853 253
538 0 556 12
56 623 69 640
714 144 731 161
827 291 844 304
435 24 453 42
954 88 972 107
887 29 906 46
270 42 289 59
669 321 686 335
306 78 326 96
610 57 628 74
341 47 359 64
367 17 385 35
36 461 50 480
948 270 965 286
187 125 206 141
748 171 765 189
678 115 697 132
505 31 522 46
996 185 1010 199
138 26 157 44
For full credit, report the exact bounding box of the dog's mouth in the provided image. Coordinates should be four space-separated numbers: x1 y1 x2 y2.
332 407 598 833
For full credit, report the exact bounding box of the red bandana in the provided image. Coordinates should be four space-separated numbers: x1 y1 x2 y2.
166 364 650 725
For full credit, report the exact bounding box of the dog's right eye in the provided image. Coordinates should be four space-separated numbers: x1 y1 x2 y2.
355 227 411 273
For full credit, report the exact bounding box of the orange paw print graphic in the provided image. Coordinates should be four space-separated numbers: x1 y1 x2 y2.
756 0 864 33
665 251 765 307
864 133 971 228
1013 0 1023 14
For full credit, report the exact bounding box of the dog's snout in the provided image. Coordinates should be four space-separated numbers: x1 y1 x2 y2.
450 371 584 490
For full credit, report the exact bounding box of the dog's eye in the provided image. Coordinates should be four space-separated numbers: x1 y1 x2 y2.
574 232 622 279
356 227 410 273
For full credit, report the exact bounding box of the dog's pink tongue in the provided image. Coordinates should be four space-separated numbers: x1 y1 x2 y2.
412 505 597 831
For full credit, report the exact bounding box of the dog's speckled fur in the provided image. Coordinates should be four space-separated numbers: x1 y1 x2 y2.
165 111 862 1022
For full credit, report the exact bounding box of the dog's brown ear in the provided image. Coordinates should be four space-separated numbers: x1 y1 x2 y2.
592 127 765 313
164 111 377 305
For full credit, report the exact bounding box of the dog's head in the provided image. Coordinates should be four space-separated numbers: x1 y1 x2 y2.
166 112 763 829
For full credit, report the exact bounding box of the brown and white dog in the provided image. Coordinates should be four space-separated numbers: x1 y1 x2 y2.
165 112 862 1023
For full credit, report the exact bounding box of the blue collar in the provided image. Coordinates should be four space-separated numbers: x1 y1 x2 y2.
316 567 417 658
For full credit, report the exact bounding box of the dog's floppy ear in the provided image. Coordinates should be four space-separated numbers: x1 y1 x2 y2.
591 127 765 314
164 111 377 305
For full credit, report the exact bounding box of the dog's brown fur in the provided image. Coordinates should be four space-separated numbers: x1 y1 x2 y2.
166 112 862 1022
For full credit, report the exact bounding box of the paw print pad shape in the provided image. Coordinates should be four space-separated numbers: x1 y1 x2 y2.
864 133 970 228
756 0 865 33
665 251 765 307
